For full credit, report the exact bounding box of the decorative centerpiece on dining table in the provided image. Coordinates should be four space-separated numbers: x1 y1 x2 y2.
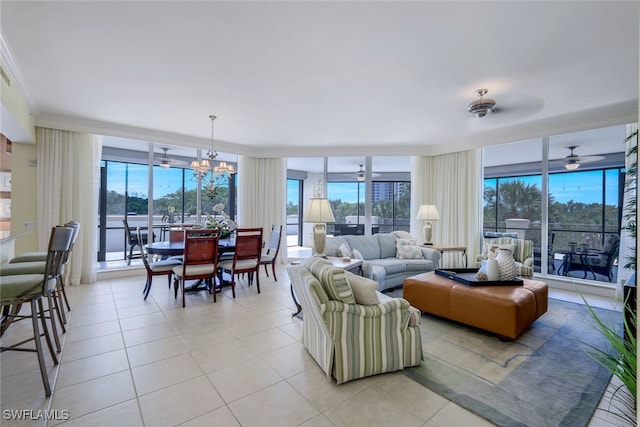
205 203 237 239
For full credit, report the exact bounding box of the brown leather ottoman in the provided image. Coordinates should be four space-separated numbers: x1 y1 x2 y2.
403 272 548 339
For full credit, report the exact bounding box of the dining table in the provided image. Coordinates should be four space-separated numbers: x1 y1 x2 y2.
145 237 235 257
145 237 235 292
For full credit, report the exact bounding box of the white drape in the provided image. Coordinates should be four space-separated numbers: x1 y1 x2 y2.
412 150 483 266
237 156 287 264
36 127 102 284
616 123 638 300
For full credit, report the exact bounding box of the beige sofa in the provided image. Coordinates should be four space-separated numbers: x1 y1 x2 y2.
324 232 441 292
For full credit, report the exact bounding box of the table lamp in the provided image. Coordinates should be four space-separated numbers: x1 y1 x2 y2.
304 198 335 257
416 204 440 245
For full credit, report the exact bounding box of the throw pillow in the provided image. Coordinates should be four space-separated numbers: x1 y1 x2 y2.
396 245 424 259
351 249 363 260
396 238 414 246
304 257 355 304
345 272 379 305
338 242 352 258
391 230 417 243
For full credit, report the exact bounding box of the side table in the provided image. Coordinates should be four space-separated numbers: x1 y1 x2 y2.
424 244 468 268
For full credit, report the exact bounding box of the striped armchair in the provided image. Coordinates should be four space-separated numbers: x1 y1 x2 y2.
287 257 422 384
475 237 534 278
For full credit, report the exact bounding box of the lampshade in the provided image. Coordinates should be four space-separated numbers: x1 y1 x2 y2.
304 198 335 223
416 204 440 221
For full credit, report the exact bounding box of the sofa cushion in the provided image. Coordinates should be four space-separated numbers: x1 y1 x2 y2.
368 259 407 275
324 237 344 258
402 259 434 271
352 249 363 259
304 257 355 304
396 245 424 259
345 272 379 305
344 235 381 260
376 233 398 259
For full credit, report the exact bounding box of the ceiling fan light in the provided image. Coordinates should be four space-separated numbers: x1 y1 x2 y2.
565 162 580 170
159 162 170 169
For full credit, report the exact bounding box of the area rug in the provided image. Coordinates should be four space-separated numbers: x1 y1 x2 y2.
403 298 622 427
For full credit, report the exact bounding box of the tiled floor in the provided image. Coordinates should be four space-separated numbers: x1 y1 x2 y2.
0 264 627 427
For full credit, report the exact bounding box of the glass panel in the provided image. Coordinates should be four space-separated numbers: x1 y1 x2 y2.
287 178 301 246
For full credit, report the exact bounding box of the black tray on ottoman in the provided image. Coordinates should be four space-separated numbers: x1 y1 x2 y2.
435 268 524 286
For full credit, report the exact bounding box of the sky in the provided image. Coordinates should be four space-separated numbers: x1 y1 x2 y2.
109 161 621 207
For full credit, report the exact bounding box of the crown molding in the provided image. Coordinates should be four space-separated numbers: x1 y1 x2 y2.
0 30 38 115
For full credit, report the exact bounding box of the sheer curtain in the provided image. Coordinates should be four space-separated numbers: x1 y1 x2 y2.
36 127 102 284
237 156 287 264
412 150 483 263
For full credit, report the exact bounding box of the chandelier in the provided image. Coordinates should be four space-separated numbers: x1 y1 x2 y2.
191 115 235 199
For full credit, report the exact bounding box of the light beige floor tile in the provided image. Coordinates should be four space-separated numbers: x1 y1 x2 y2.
207 357 283 403
180 327 238 351
239 327 297 355
49 370 136 425
56 349 129 389
370 372 449 421
278 320 303 340
190 337 256 374
300 414 339 427
0 366 55 406
131 352 202 395
324 387 424 427
122 321 177 347
68 309 119 327
178 405 240 427
119 312 168 332
228 380 318 427
287 366 378 412
64 320 121 343
68 301 117 318
262 342 318 379
427 401 495 427
116 303 161 320
138 376 224 427
126 335 188 367
54 398 143 427
223 315 276 338
60 332 124 362
1 392 51 427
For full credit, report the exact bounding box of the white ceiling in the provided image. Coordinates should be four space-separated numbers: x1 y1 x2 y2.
1 1 638 160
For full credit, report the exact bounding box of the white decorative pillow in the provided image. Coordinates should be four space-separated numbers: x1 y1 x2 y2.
345 273 379 305
338 242 352 258
396 238 415 246
396 245 424 259
352 249 363 260
392 230 417 243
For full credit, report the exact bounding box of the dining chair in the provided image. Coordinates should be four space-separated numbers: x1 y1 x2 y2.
260 224 283 281
123 218 155 264
0 226 74 396
218 227 263 298
172 228 220 307
138 227 182 300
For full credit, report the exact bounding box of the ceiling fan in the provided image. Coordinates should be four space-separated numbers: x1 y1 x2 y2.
155 147 188 169
559 146 605 170
355 164 380 181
